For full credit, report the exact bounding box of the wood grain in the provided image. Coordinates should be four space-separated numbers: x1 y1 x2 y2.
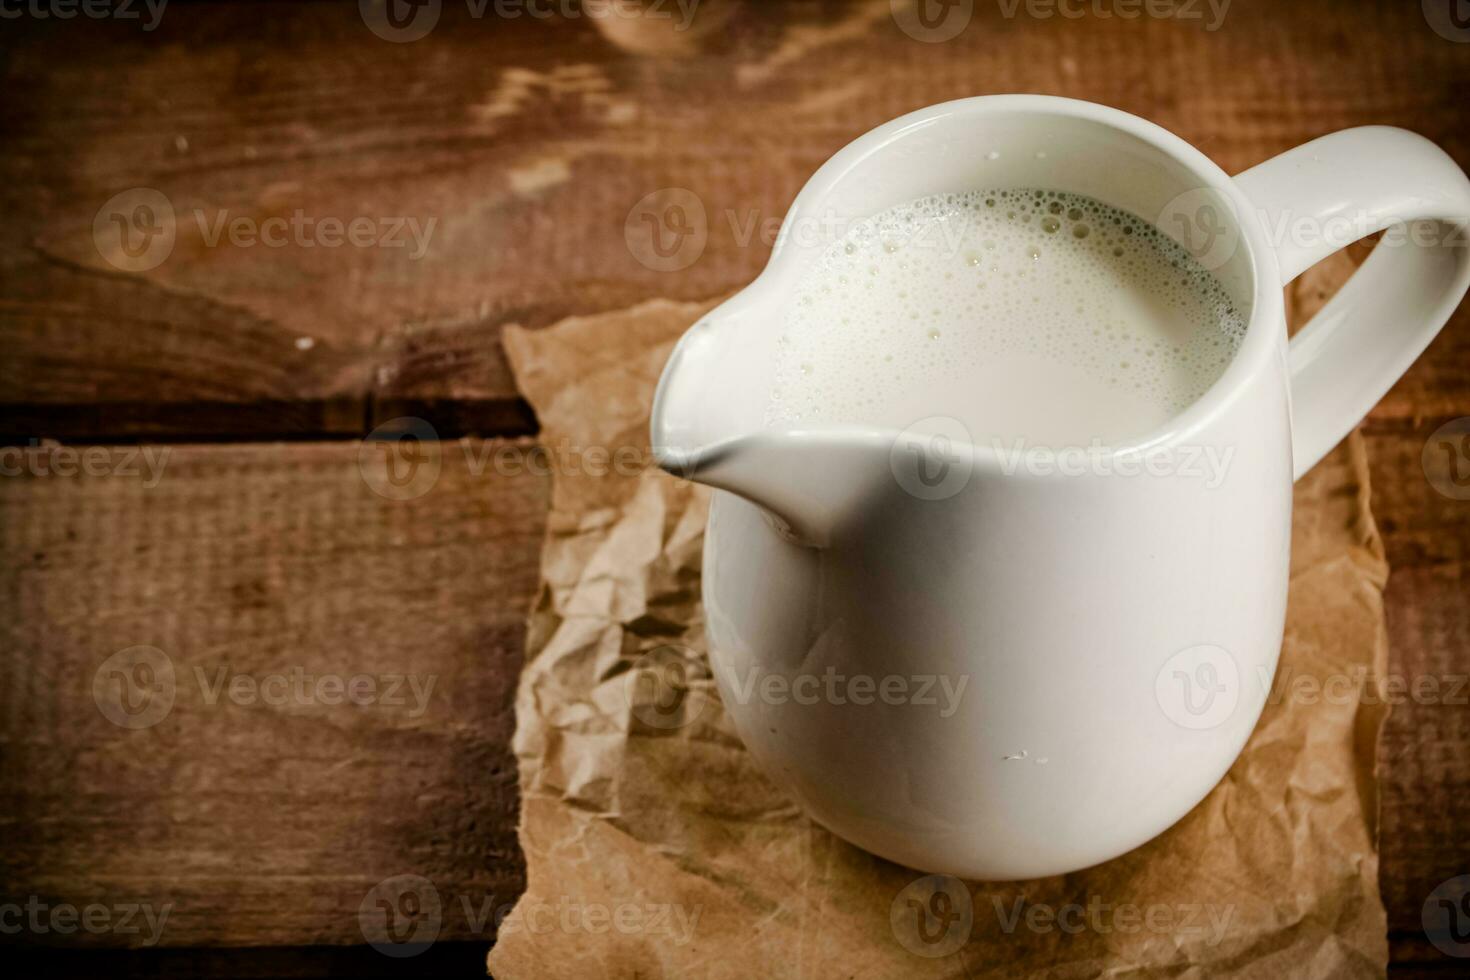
0 441 549 948
1290 246 1470 970
4 0 1469 438
1370 422 1470 962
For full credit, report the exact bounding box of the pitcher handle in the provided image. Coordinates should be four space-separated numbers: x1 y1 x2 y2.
1234 127 1470 480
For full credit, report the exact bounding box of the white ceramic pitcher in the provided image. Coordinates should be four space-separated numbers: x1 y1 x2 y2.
650 96 1470 879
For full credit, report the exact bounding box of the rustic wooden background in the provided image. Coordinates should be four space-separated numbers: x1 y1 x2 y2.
1 0 1467 976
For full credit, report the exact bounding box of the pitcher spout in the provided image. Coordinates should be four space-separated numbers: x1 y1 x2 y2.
655 431 897 547
652 294 899 546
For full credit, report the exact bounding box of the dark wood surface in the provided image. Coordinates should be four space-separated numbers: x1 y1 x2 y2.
2 1 1468 975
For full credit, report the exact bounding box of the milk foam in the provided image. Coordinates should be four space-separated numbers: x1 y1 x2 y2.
766 189 1247 446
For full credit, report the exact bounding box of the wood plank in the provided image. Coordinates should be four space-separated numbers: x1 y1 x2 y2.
1294 247 1470 969
0 440 549 948
0 367 1463 959
4 0 1469 439
1367 422 1470 964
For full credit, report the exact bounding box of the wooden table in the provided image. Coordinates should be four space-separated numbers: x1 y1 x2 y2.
2 1 1467 975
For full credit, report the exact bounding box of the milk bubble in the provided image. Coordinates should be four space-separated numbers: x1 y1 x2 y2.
766 188 1247 447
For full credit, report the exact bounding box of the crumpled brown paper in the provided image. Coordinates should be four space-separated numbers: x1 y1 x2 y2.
488 291 1390 978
